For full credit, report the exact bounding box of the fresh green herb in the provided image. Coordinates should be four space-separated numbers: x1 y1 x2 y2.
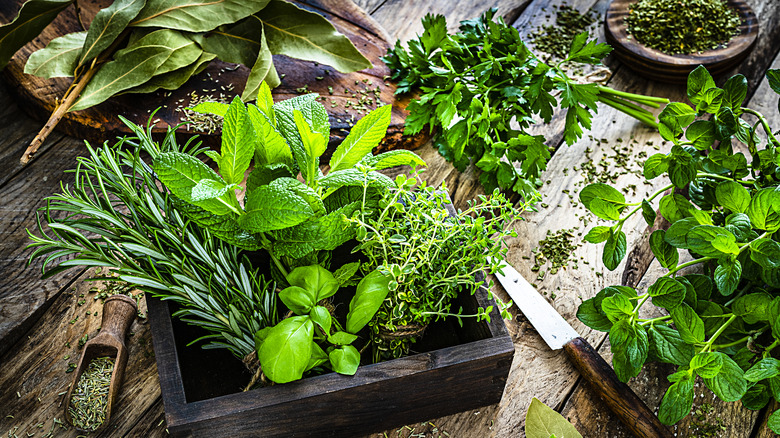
626 0 741 55
351 173 525 360
157 84 425 278
253 263 389 384
578 66 780 432
27 119 280 359
525 397 583 438
529 4 598 61
68 356 113 431
1 0 372 162
384 10 668 201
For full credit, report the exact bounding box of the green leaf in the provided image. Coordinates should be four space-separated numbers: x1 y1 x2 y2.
566 31 612 64
714 258 741 296
240 183 314 233
690 352 723 378
602 229 626 271
658 372 694 425
305 341 328 371
189 14 263 66
641 200 656 226
579 183 625 212
154 152 235 215
768 70 780 95
649 325 694 366
279 285 316 315
258 0 371 73
360 150 426 170
242 24 279 101
191 101 229 117
722 74 747 115
130 0 269 32
309 305 331 334
658 102 696 141
650 230 678 269
643 153 669 180
768 410 780 434
274 94 328 176
659 194 693 224
190 178 234 202
333 262 360 286
217 96 254 184
293 109 328 181
744 358 780 382
687 65 716 106
330 105 391 172
685 120 717 150
686 225 732 257
609 319 648 382
667 147 696 188
24 31 86 78
257 315 313 383
695 87 724 114
747 188 780 232
0 0 73 69
328 345 360 375
270 201 359 258
247 104 292 167
725 213 752 242
123 51 215 95
583 226 611 244
702 353 748 402
601 294 633 323
328 331 358 345
71 29 197 111
751 239 780 270
670 303 705 344
319 168 394 192
346 269 390 333
715 181 750 214
524 397 583 438
80 0 146 66
287 264 339 301
665 217 698 248
733 292 773 324
648 277 686 310
711 233 739 255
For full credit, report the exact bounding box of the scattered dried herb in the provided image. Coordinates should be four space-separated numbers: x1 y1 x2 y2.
68 356 114 431
626 0 741 55
529 4 598 60
531 228 581 276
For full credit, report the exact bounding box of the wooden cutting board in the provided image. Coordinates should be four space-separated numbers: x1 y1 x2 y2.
0 0 426 156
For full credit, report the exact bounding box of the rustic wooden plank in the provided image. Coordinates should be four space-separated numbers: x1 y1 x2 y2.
0 272 160 437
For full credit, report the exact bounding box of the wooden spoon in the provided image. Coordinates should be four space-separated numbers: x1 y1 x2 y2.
64 294 137 432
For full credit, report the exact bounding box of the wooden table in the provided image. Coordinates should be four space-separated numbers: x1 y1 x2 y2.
1 0 779 437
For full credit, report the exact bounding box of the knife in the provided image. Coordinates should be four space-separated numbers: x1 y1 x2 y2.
494 261 672 438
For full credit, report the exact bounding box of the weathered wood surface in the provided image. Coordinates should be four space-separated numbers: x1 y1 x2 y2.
0 0 426 158
1 0 780 437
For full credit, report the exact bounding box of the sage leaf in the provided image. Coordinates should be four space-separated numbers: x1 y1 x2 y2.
259 0 371 73
0 0 73 69
329 345 360 375
131 0 270 32
346 269 390 333
330 105 392 173
218 96 254 185
24 31 86 78
154 152 236 215
524 397 582 438
257 315 313 383
287 264 338 301
79 0 146 66
649 230 678 269
658 373 694 425
240 183 314 233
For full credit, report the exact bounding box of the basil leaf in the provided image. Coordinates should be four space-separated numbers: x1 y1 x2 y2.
25 31 86 78
658 372 694 425
650 230 678 270
328 331 358 346
648 277 686 310
329 345 360 375
258 316 314 383
279 285 316 315
305 341 328 372
346 269 390 333
287 264 339 301
309 305 332 334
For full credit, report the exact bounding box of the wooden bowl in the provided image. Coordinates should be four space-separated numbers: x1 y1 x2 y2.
605 0 758 83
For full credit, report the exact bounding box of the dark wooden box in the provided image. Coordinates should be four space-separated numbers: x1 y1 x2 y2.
147 280 514 437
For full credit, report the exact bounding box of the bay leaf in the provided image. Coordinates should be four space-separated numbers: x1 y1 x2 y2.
242 24 280 102
116 28 202 77
258 0 371 73
122 50 215 95
188 15 263 67
130 0 270 33
525 398 582 438
79 0 146 66
24 31 85 78
0 0 73 69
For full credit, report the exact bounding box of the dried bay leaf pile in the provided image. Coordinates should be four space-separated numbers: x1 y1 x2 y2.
0 0 372 163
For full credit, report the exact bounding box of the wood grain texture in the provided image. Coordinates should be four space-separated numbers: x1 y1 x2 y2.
605 0 759 83
0 0 426 159
0 272 160 438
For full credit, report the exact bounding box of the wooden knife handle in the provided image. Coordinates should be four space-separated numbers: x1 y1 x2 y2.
563 337 673 438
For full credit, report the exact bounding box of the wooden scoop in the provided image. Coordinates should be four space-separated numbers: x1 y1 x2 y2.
64 294 137 432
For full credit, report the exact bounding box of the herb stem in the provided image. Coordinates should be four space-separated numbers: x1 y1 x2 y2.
711 335 750 350
765 339 780 358
701 314 737 352
664 256 715 276
741 108 780 148
597 95 658 128
638 314 672 326
596 85 670 106
697 172 755 185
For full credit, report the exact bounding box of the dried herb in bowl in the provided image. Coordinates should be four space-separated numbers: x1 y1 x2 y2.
625 0 742 55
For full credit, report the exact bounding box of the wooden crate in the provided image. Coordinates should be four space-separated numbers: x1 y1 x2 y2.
147 282 514 437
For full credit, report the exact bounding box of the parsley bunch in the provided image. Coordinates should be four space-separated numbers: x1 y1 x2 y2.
384 10 669 201
579 66 780 431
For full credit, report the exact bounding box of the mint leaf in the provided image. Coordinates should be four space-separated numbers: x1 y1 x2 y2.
360 150 426 170
248 104 292 167
293 109 328 182
330 105 392 173
650 230 678 269
609 319 648 382
659 193 693 224
686 225 732 257
240 184 314 233
685 120 717 150
602 228 627 271
658 372 694 425
714 258 742 296
750 239 780 270
154 152 236 215
687 65 716 106
216 96 253 185
643 153 669 180
715 181 750 214
641 199 656 226
649 325 694 366
747 188 780 232
691 352 724 378
744 358 780 382
722 74 747 115
702 353 747 402
648 277 685 310
670 303 705 343
658 102 695 141
583 226 611 244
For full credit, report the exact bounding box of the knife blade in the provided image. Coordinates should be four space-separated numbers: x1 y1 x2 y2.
494 261 672 438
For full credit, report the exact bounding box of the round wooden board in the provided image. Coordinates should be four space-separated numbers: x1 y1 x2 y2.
605 0 758 83
0 0 426 158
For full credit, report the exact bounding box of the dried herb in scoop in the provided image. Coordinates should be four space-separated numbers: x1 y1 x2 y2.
626 0 741 55
69 356 114 431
